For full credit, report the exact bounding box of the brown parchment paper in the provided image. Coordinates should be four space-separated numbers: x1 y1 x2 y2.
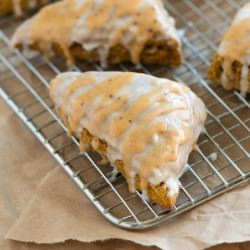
1 97 250 250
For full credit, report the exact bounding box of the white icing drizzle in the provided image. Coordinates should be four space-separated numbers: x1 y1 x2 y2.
141 189 149 201
50 71 207 197
165 177 179 197
177 163 188 178
12 0 22 16
29 0 37 8
209 152 218 162
240 64 249 96
218 3 250 95
107 169 119 183
11 0 181 67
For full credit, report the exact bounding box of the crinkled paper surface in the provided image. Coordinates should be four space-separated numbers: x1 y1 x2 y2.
0 98 250 250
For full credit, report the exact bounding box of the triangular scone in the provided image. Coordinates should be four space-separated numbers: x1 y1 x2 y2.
209 3 250 95
0 0 49 16
12 0 182 67
50 71 207 208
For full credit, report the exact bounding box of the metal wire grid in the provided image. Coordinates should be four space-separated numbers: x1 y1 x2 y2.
0 0 249 229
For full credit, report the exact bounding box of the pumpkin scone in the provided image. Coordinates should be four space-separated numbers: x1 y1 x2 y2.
11 0 182 67
49 71 207 208
209 3 250 95
0 0 49 17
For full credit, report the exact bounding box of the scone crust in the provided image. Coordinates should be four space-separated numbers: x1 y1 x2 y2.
16 38 182 67
209 54 250 93
0 0 47 16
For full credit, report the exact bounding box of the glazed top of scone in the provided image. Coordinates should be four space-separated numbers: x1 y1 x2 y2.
12 0 181 67
50 71 207 196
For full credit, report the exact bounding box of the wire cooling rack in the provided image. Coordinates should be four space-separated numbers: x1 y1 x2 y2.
0 0 249 229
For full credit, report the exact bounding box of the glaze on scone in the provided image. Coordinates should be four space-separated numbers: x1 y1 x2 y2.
50 71 207 208
209 3 250 95
11 0 182 67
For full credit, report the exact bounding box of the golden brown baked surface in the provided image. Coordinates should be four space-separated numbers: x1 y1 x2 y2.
209 54 250 93
0 0 48 16
17 38 182 67
0 0 25 16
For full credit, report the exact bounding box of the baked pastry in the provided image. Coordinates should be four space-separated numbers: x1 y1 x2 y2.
11 0 182 67
0 0 49 17
209 3 250 95
49 71 207 208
